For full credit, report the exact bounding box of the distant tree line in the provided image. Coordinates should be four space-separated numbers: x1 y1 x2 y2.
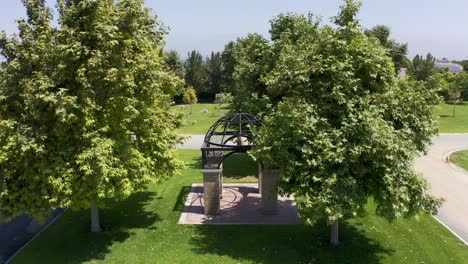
165 24 468 105
164 50 227 102
408 53 468 102
363 25 468 102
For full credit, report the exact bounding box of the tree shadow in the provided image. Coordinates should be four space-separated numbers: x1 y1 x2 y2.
172 186 192 212
438 114 454 118
188 156 202 170
190 219 393 264
15 191 160 263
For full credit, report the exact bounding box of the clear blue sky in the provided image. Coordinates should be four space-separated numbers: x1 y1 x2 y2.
1 0 467 60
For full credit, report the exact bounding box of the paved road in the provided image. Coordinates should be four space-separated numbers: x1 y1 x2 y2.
176 133 468 244
0 209 65 263
175 134 205 149
415 133 468 244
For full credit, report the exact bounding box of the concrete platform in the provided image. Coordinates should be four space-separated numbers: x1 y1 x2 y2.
178 183 301 225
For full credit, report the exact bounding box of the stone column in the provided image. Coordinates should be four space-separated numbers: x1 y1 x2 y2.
259 163 280 214
203 168 222 215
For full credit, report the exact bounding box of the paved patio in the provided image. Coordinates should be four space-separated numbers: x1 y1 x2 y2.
179 183 301 225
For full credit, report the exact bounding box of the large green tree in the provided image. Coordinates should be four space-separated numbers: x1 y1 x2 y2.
184 50 206 93
454 71 468 100
409 53 436 81
460 60 468 72
164 50 185 79
234 0 441 246
222 33 274 115
365 25 410 72
0 0 182 232
205 52 224 95
220 41 237 93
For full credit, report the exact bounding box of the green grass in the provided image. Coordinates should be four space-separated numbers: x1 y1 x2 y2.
434 102 468 133
172 102 468 134
12 150 467 264
450 150 468 170
172 103 228 134
223 153 258 183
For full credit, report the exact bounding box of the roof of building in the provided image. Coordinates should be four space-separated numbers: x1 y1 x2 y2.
435 62 463 73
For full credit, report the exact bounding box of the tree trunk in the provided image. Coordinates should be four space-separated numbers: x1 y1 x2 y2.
453 103 456 118
330 219 339 246
91 203 102 232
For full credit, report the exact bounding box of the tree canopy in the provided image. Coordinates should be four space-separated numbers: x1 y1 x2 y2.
0 0 182 227
205 52 224 95
184 50 206 94
164 50 185 79
222 33 274 115
221 0 442 244
183 86 198 115
409 53 436 81
365 25 410 72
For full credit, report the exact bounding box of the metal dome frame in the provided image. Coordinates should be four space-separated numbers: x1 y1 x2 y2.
201 112 263 169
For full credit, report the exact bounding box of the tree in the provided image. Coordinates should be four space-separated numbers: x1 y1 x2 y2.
221 41 237 92
453 71 468 101
238 0 442 246
222 33 274 115
461 60 468 72
409 53 436 81
0 0 182 232
205 52 224 95
184 50 206 93
450 88 461 117
365 25 410 72
164 50 185 79
429 68 456 101
183 87 198 115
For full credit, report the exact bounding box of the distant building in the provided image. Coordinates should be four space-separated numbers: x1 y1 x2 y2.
434 62 463 74
398 68 407 79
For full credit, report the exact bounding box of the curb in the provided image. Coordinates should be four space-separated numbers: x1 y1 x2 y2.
442 148 468 164
443 149 468 175
433 216 468 246
437 148 468 246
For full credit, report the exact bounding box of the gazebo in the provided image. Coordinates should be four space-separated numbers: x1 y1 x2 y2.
201 112 280 215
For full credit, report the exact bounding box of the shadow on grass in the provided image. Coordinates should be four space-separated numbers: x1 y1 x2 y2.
439 114 454 118
173 186 192 212
190 220 393 264
14 191 160 263
188 156 202 170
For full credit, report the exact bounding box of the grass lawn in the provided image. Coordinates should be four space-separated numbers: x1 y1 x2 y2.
172 103 228 134
172 102 468 134
222 153 258 183
450 150 468 171
12 150 467 264
434 102 468 133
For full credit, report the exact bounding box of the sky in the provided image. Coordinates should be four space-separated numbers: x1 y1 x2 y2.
1 0 467 60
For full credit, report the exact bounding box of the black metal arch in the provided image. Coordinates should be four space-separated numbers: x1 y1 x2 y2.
201 111 263 169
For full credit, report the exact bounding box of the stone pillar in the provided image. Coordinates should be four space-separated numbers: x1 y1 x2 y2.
203 168 222 215
259 163 280 214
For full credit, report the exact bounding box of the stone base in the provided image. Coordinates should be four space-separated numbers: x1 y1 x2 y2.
179 183 300 225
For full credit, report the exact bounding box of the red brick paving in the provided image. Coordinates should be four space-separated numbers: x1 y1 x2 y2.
179 183 301 225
